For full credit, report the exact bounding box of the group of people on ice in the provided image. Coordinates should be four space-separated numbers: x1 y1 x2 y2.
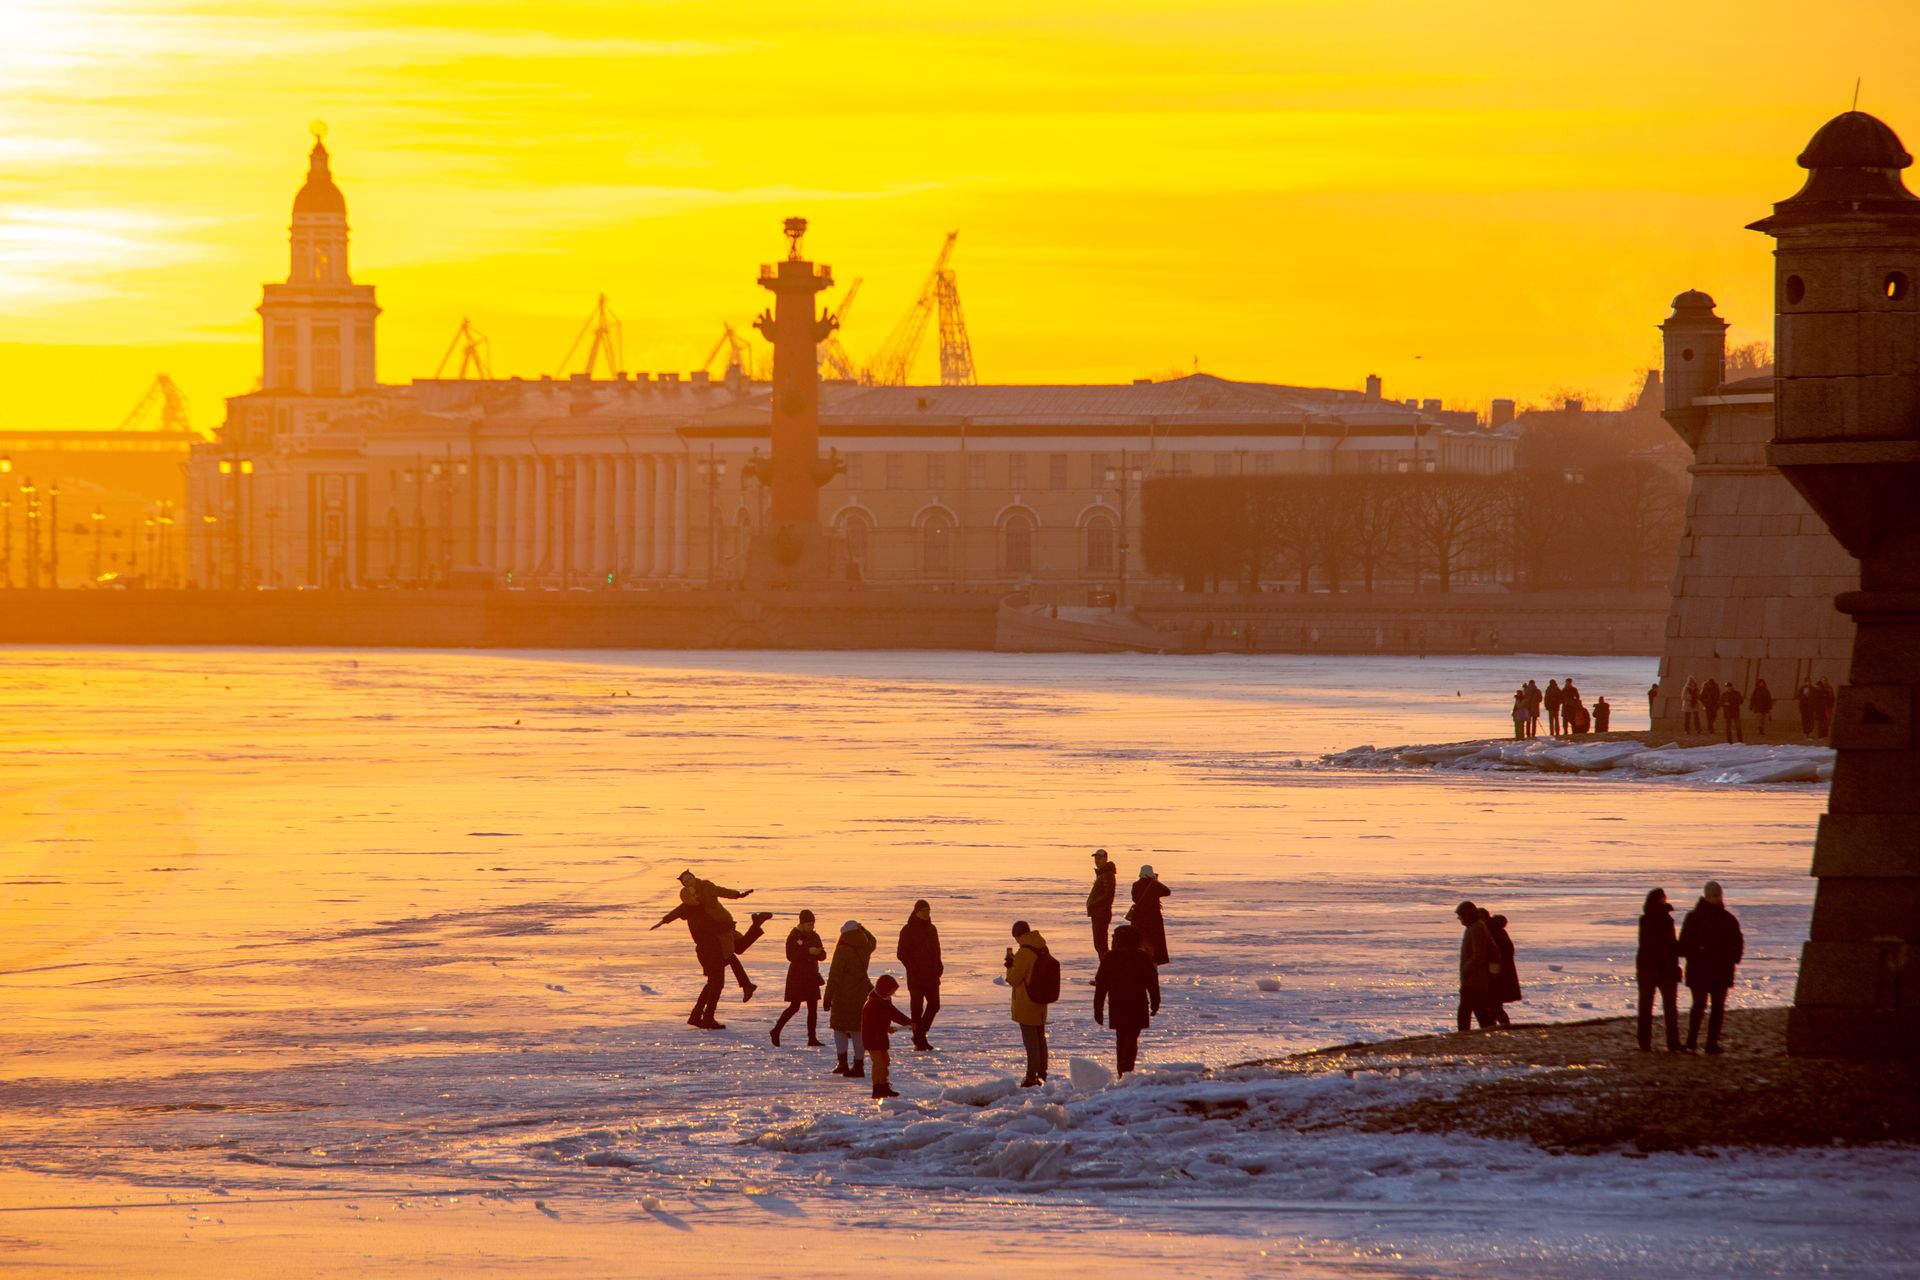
1674 675 1833 743
1509 677 1612 739
653 852 1174 1097
1454 880 1746 1054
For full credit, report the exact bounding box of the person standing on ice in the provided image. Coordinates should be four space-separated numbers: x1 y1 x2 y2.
1684 677 1702 733
1510 689 1528 740
1543 679 1564 736
895 900 943 1051
1087 848 1118 957
770 910 827 1048
1005 921 1058 1087
1815 678 1836 738
1593 695 1611 733
1524 680 1543 738
1721 684 1745 743
1635 888 1683 1053
1129 865 1172 966
1750 678 1775 738
1480 908 1520 1026
861 974 913 1099
1701 678 1722 734
676 869 760 1001
1647 681 1659 724
823 920 877 1078
1559 677 1581 736
1454 900 1498 1032
1093 921 1161 1076
1677 882 1744 1055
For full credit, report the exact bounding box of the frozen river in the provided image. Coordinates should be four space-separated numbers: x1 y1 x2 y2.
0 647 1912 1276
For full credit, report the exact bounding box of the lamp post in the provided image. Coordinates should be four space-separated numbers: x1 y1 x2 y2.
21 478 38 590
1104 447 1144 608
264 507 279 586
90 507 104 583
156 502 174 587
696 443 727 584
201 513 218 587
47 483 60 589
1 454 12 588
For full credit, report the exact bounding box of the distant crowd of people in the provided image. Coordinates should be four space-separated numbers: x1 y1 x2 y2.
1673 676 1834 743
1508 677 1612 739
652 851 1173 1096
1456 880 1745 1053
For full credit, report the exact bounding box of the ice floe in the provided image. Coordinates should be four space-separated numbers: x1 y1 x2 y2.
1324 738 1835 785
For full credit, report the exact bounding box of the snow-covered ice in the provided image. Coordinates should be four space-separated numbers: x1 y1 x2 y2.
1326 737 1836 785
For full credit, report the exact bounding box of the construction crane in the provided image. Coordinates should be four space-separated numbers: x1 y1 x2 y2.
701 323 755 381
867 232 958 386
935 268 977 386
117 375 194 435
557 294 623 378
434 317 493 379
817 277 863 381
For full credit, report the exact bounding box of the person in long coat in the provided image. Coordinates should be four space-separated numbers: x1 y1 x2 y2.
1750 678 1775 737
770 910 827 1048
1700 678 1722 733
896 899 944 1051
1635 887 1683 1052
1087 849 1118 957
1482 909 1521 1026
1129 865 1172 966
1455 900 1497 1031
1677 882 1744 1054
1684 677 1702 733
1543 680 1564 736
822 920 877 1078
1093 922 1161 1076
1721 684 1745 743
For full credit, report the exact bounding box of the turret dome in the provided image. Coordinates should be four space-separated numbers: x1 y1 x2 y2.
1752 111 1920 231
293 138 346 217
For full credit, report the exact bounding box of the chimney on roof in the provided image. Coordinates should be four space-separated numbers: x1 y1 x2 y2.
1133 378 1153 386
1490 398 1516 428
1565 398 1584 414
1421 398 1442 414
691 370 711 385
1364 373 1382 401
661 372 680 383
1403 398 1418 409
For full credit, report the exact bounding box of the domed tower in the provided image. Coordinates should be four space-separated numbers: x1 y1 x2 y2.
257 123 381 398
1658 289 1727 449
1752 111 1920 1058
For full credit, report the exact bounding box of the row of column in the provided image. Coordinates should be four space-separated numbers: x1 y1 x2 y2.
476 454 690 580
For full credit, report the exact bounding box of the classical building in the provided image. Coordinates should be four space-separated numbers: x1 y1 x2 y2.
190 137 1509 591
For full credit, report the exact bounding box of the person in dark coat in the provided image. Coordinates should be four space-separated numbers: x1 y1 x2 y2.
1635 888 1683 1052
1647 682 1659 724
676 870 759 1000
1700 678 1722 733
1677 881 1745 1054
1593 696 1611 734
1510 689 1528 740
1087 849 1118 957
1684 677 1701 733
1750 678 1775 737
1455 900 1497 1031
1093 922 1161 1076
1544 680 1564 736
1797 681 1818 736
1524 680 1543 737
1559 678 1581 736
652 891 770 1030
1721 685 1745 743
823 920 877 1078
770 910 827 1048
1129 865 1171 966
861 974 912 1099
1481 909 1520 1026
895 899 944 1051
1815 678 1836 737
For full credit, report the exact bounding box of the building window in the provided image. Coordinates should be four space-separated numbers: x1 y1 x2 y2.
846 454 864 488
1086 514 1116 573
1254 453 1275 475
967 453 986 489
272 326 298 390
1008 455 1027 490
1049 454 1068 489
355 329 374 389
1214 453 1236 476
841 511 871 565
1003 511 1034 575
312 325 341 394
886 454 904 489
922 511 953 575
926 454 945 490
1089 452 1109 487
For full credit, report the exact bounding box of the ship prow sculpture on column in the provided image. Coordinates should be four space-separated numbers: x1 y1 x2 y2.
1752 110 1920 1057
740 217 848 588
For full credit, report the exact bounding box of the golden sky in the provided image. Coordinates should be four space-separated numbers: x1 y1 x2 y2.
2 0 1915 431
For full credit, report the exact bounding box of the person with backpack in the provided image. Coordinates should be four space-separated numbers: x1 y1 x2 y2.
861 974 913 1099
1130 865 1172 966
1094 921 1161 1076
895 900 943 1052
823 920 877 1079
1005 920 1058 1088
770 910 827 1048
1087 849 1118 958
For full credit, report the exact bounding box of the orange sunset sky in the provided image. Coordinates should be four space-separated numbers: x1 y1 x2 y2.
2 0 1916 432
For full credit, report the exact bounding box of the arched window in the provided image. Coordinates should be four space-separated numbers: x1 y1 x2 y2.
1003 511 1034 575
1085 514 1116 574
921 511 953 576
841 511 872 565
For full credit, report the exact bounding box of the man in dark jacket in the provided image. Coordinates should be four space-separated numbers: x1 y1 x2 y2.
1750 678 1775 737
1481 909 1520 1026
653 894 771 1030
1524 680 1543 738
1635 888 1683 1052
1543 680 1563 736
1094 922 1161 1076
896 900 943 1051
1087 849 1117 957
1722 685 1745 743
1455 900 1497 1032
1701 678 1722 733
1677 881 1745 1054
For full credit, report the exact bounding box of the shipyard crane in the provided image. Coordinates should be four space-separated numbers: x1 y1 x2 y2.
867 232 958 386
434 317 493 379
935 268 977 386
817 277 863 381
701 323 755 381
117 374 195 435
557 294 624 378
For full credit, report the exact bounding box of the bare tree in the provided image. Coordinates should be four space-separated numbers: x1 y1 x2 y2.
1577 460 1687 589
1401 473 1501 592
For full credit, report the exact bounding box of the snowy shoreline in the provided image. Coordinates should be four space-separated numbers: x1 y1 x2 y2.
1324 735 1835 786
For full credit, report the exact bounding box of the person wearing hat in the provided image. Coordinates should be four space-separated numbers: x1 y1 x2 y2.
1676 881 1745 1054
896 900 944 1051
861 974 913 1099
1635 888 1683 1052
1005 920 1054 1087
1129 865 1172 966
771 910 827 1048
823 919 878 1078
1087 850 1118 958
1454 900 1497 1032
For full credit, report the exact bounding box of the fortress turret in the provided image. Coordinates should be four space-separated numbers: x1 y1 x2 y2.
1659 290 1728 449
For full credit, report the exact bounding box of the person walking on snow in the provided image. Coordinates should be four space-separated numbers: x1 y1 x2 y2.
896 900 944 1051
1094 921 1161 1076
770 910 827 1048
1087 848 1118 957
1677 881 1744 1055
1635 887 1683 1052
1006 921 1057 1087
1454 900 1498 1032
1130 865 1172 966
1481 908 1521 1027
823 920 877 1078
861 974 913 1099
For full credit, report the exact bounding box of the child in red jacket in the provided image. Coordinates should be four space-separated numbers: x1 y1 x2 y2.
861 974 912 1099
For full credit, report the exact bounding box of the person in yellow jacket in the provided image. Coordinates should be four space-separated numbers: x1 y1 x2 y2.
1005 921 1051 1087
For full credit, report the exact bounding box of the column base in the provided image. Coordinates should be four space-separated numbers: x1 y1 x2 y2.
1789 1004 1920 1057
741 523 848 589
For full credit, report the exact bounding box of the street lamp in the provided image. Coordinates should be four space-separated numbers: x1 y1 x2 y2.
2 455 12 589
47 483 60 589
20 478 37 590
201 513 218 587
696 444 727 584
90 507 104 583
1103 447 1145 608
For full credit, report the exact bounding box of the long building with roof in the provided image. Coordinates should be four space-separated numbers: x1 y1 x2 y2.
188 135 1511 591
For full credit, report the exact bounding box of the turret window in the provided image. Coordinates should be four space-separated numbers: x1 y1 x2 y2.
1887 271 1910 302
1786 275 1806 305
